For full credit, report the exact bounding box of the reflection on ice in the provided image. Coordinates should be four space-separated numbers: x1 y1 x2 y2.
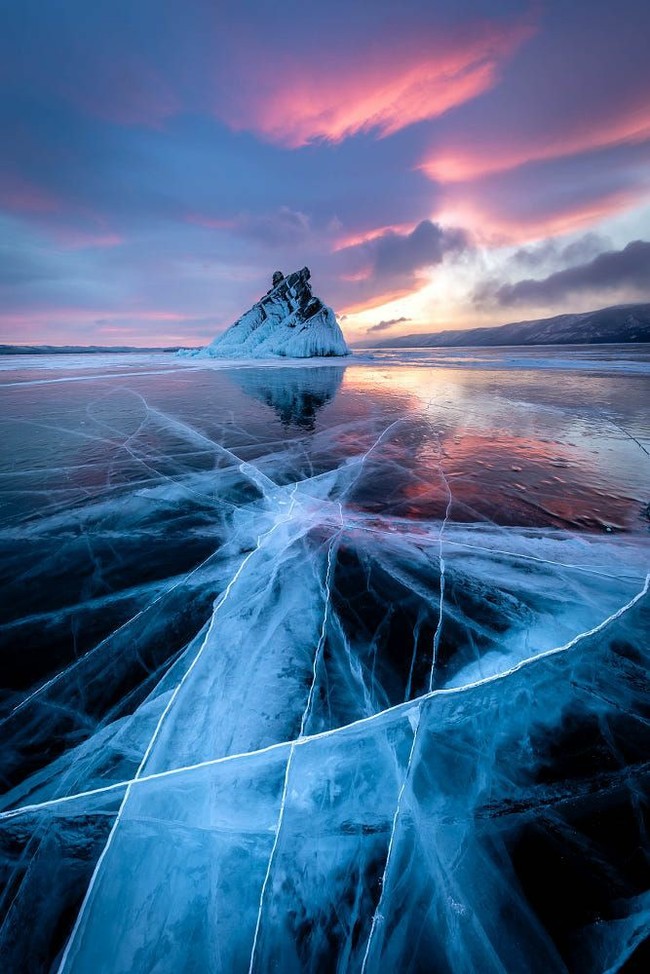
229 365 345 429
0 354 648 972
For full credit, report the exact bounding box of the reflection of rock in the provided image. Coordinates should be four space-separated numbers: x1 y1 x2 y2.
192 267 350 359
232 366 346 430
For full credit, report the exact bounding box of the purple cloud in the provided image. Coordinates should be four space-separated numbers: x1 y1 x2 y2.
366 316 411 334
490 240 650 306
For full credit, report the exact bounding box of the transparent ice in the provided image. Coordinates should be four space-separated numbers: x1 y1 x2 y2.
0 350 648 972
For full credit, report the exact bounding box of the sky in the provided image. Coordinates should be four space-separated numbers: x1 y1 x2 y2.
1 0 650 347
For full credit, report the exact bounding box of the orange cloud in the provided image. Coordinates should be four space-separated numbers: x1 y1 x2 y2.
332 223 415 252
219 19 535 146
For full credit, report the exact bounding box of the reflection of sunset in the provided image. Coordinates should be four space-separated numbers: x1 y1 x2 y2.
338 364 647 533
342 365 452 404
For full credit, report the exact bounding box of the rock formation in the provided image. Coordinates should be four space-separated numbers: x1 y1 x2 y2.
193 267 350 359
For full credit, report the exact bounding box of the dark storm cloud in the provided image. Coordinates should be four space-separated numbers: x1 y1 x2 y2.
371 222 470 277
327 220 472 312
511 233 610 271
493 240 650 306
337 220 471 286
366 317 411 334
472 231 615 304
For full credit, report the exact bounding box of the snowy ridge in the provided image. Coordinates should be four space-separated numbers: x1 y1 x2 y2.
355 302 650 349
188 267 350 359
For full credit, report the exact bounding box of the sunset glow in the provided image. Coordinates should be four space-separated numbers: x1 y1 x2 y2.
1 0 649 346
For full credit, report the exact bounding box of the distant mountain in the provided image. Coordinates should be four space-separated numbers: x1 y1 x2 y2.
353 303 650 349
0 345 186 355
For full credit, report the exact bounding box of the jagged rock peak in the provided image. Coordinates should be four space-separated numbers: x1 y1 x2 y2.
265 266 317 317
192 267 350 359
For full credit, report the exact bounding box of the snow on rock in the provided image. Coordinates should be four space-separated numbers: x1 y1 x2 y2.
191 267 350 359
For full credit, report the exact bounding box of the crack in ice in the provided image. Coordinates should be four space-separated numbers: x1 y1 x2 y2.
2 572 644 840
56 483 300 973
430 435 453 692
361 431 453 969
1 545 222 726
247 504 343 974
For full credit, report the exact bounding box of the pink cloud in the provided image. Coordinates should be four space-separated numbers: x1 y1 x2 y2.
332 223 416 252
422 104 650 183
0 307 196 345
128 310 194 321
339 287 416 316
0 174 60 214
216 18 535 146
184 212 235 230
438 185 650 245
49 229 124 249
0 174 125 248
512 188 650 241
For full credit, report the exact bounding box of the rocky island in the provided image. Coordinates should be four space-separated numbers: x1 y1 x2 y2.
190 267 350 359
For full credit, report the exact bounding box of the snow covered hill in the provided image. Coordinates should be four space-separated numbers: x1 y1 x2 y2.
354 303 650 349
189 267 350 359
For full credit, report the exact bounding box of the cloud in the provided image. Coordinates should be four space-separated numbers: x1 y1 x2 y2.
420 3 650 185
1 1 533 144
2 0 650 343
511 233 611 271
187 206 312 246
413 2 650 244
422 106 650 184
371 221 469 277
438 139 650 242
488 240 650 306
234 207 311 245
0 250 56 287
366 316 411 334
217 17 534 147
340 221 470 283
0 173 60 215
329 220 471 313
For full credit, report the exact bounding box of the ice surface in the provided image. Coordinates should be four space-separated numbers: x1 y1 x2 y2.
0 350 648 972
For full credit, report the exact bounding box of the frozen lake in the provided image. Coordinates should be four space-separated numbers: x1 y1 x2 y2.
0 348 648 972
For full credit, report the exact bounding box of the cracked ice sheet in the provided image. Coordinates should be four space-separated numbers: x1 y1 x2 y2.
2 578 647 973
0 351 649 972
2 493 644 814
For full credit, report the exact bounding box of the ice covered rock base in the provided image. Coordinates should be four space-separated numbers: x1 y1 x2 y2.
190 267 350 359
0 359 648 973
